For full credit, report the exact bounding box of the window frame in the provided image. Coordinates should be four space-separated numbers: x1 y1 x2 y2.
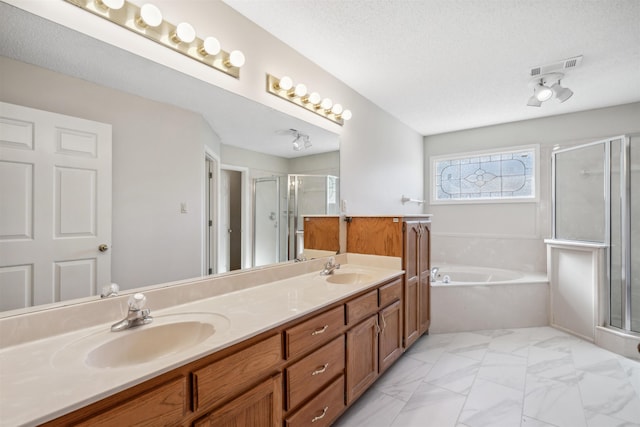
429 144 540 205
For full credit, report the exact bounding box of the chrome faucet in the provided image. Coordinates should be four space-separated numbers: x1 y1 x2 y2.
430 266 440 282
100 283 119 298
111 293 153 332
320 256 341 276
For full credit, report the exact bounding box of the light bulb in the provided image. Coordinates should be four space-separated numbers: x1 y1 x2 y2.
307 92 321 105
138 3 163 28
199 37 221 56
227 50 245 68
331 103 343 115
535 84 553 102
320 98 333 111
278 76 293 91
341 110 352 121
172 22 196 44
95 0 124 9
294 83 307 98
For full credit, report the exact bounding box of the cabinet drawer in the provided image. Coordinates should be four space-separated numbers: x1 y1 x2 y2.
285 375 345 427
192 334 282 411
75 376 186 426
379 278 402 307
285 306 344 359
345 289 378 326
286 335 345 410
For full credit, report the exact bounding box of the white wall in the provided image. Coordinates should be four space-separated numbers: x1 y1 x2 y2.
424 102 640 272
7 0 424 216
0 56 219 289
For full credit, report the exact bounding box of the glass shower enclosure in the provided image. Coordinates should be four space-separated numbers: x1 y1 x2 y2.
253 174 339 267
552 134 639 333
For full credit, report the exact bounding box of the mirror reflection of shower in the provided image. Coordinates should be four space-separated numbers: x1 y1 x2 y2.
253 174 339 267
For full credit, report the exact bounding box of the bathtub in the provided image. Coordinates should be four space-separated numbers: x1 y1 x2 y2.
432 265 528 285
430 264 549 333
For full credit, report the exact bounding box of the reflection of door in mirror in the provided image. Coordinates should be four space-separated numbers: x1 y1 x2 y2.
220 169 243 272
204 154 218 276
253 177 280 267
0 102 112 310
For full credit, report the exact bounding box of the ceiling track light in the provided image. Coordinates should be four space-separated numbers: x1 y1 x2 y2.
65 0 245 79
526 72 573 107
289 129 312 152
266 74 352 126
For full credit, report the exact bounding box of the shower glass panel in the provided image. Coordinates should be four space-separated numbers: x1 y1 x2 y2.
288 174 339 259
631 135 639 332
610 138 623 329
253 174 339 266
554 142 606 242
552 134 638 334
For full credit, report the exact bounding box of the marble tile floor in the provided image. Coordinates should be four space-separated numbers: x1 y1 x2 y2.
333 327 640 427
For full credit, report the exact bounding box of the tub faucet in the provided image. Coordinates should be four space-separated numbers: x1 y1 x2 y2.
320 256 341 276
111 293 153 332
430 267 440 282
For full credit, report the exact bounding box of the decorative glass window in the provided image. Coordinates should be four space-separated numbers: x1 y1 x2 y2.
431 145 538 203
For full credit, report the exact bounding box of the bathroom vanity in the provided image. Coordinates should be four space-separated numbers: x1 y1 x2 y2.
0 255 412 426
40 275 403 426
346 215 432 347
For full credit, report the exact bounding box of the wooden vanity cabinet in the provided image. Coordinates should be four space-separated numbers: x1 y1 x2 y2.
43 334 284 427
347 216 431 350
303 216 340 253
44 275 409 427
345 277 403 404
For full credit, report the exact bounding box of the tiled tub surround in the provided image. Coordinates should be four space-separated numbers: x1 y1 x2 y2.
0 253 401 427
430 264 549 334
334 326 640 427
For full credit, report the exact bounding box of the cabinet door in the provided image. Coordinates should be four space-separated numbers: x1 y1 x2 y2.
403 221 421 348
73 376 186 427
379 300 403 373
194 374 282 427
346 315 379 404
418 221 431 335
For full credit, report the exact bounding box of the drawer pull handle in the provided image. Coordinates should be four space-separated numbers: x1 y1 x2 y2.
311 363 329 376
311 325 329 336
311 406 329 423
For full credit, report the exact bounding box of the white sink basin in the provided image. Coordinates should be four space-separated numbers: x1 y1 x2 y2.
87 320 214 368
325 272 374 285
52 312 229 369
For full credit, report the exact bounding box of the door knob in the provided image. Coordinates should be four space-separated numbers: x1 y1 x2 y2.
98 244 109 252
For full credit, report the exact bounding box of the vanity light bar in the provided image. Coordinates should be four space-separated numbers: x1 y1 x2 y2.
266 74 352 126
64 0 245 79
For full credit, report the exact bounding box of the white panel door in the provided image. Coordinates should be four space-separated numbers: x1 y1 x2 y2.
0 102 112 310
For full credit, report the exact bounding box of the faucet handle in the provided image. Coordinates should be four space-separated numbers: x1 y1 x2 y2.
100 283 119 298
128 293 147 311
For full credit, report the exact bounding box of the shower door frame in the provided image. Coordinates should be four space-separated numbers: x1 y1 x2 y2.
551 135 635 333
252 176 281 267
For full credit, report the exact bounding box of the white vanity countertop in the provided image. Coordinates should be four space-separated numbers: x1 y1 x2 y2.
0 257 403 427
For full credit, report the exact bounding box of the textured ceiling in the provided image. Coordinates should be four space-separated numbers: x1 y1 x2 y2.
223 0 640 135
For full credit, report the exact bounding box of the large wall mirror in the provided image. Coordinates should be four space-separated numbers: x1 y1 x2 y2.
0 4 340 315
